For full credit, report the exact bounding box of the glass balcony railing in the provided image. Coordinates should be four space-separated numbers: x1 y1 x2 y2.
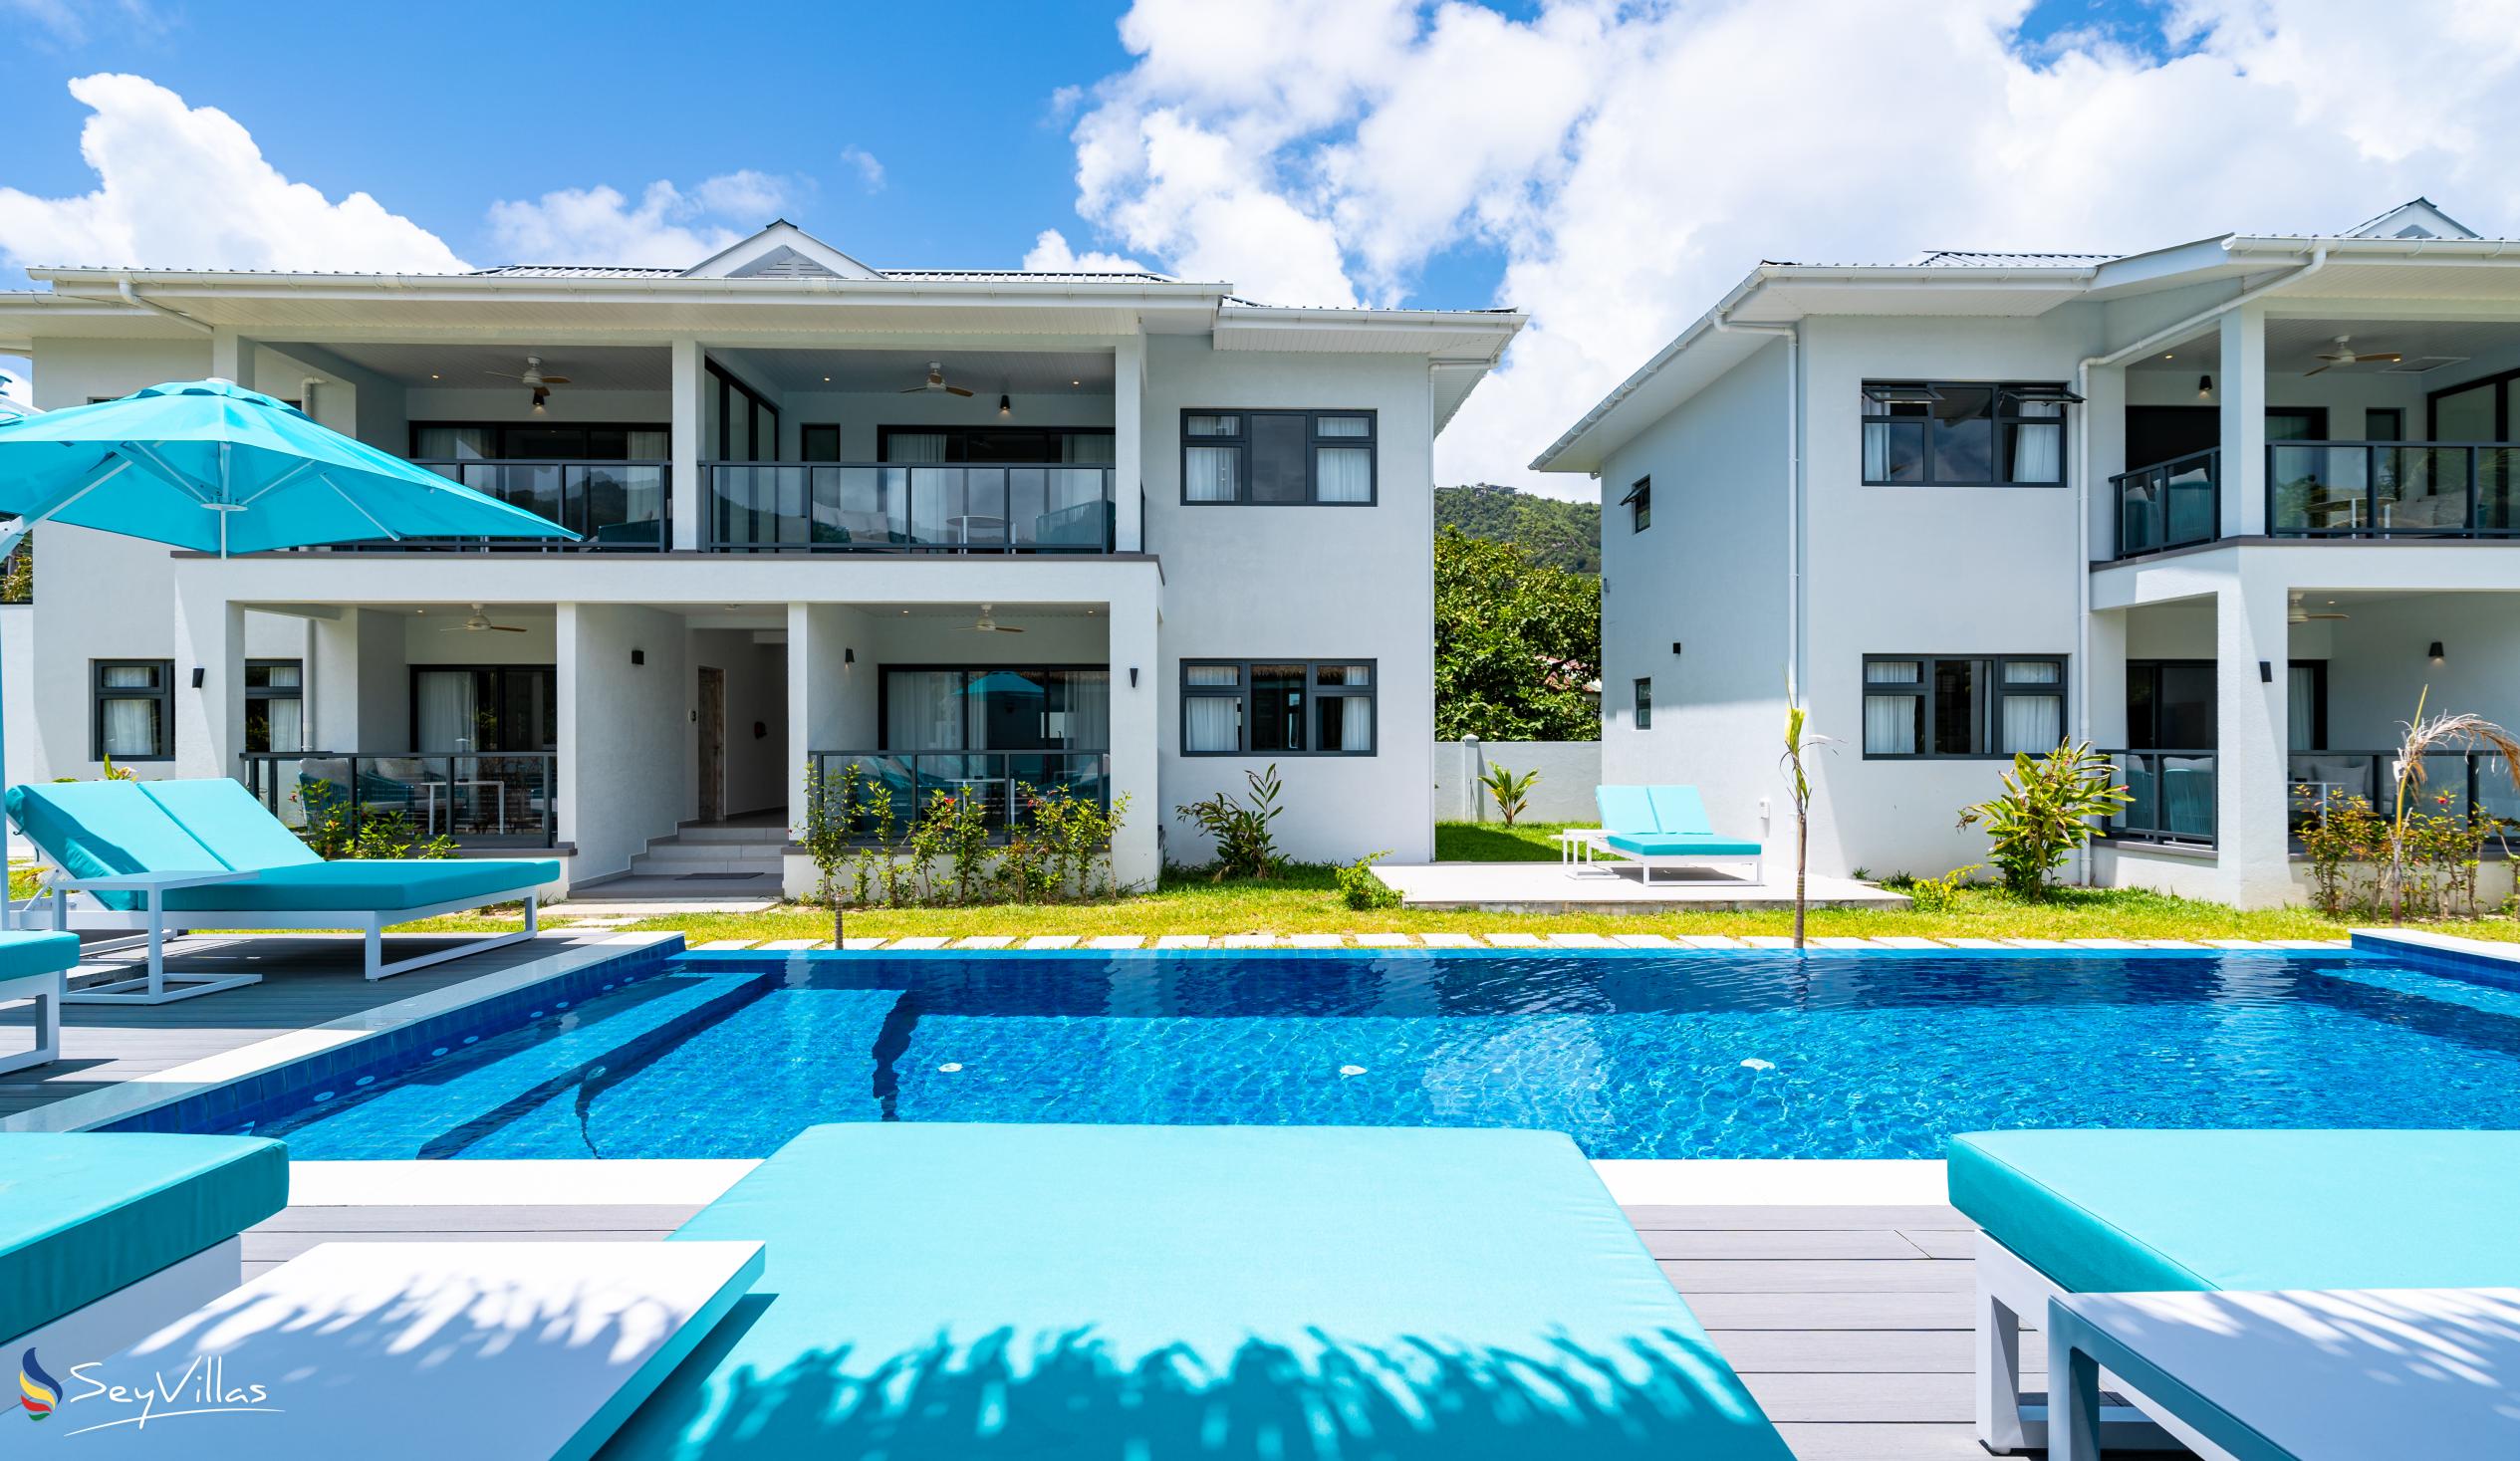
706 464 1116 553
2289 750 2520 834
2268 442 2520 538
239 751 559 849
2102 750 2218 846
289 461 669 551
2112 448 2220 558
805 750 1112 843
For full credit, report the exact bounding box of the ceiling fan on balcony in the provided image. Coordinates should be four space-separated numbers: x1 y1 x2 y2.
955 604 1026 634
479 356 572 412
2303 336 2402 376
440 603 529 634
2288 592 2349 623
899 361 975 397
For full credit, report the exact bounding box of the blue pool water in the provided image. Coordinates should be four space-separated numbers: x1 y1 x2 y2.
233 947 2520 1160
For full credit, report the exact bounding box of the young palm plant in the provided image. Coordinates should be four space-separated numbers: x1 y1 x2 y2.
2387 691 2520 923
1778 691 1832 948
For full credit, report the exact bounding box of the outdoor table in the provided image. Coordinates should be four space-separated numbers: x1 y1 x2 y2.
2047 1287 2520 1461
1556 828 1615 876
48 868 260 1004
416 778 506 836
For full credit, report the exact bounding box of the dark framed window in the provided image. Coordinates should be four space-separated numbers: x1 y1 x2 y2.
1861 382 2074 486
93 659 173 761
706 361 779 462
1181 410 1376 505
1634 677 1652 730
877 425 1116 464
2129 658 2325 751
408 423 670 461
410 666 557 752
1181 660 1377 755
245 659 304 755
1624 476 1651 532
1862 655 2064 759
878 666 1111 752
800 424 843 462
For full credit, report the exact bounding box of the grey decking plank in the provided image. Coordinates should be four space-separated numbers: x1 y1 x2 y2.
1620 1203 1970 1230
1774 1422 1992 1460
1684 1290 1983 1331
1661 1259 1972 1293
244 1229 674 1262
1711 1329 2042 1377
1744 1371 1977 1424
1639 1228 1925 1260
1898 1228 1975 1260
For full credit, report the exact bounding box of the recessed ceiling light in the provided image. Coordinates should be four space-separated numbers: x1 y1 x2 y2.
2160 355 2173 362
1071 379 1081 386
430 372 441 379
823 375 832 382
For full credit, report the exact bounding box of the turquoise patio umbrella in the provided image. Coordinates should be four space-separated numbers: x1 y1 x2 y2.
0 378 574 909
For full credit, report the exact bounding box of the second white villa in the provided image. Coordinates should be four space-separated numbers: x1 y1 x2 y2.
1541 199 2520 908
0 222 1522 894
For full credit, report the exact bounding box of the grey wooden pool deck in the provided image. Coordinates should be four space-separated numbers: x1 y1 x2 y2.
248 1194 2120 1461
0 930 626 1117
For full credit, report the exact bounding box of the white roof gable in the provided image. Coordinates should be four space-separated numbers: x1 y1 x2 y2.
2346 198 2479 241
681 220 882 281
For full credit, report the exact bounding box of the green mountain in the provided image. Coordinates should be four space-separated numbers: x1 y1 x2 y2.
1434 484 1599 575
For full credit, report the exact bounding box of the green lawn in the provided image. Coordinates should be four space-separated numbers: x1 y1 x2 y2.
1431 820 1626 861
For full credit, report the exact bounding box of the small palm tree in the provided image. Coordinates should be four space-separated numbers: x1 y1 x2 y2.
2387 691 2520 923
1779 688 1832 949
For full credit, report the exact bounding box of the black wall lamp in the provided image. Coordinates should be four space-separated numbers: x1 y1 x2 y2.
1129 667 1139 688
844 647 856 666
2197 373 2214 400
2429 640 2446 665
190 667 205 688
630 648 644 666
997 393 1012 418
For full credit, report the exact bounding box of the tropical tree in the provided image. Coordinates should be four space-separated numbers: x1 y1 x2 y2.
1779 693 1829 947
1433 527 1600 741
1956 742 2133 898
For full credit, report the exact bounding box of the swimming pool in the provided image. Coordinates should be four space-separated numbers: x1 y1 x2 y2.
203 946 2520 1160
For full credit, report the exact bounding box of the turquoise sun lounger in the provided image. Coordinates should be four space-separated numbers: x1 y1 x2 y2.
604 1123 1794 1460
0 929 78 1075
1949 1128 2520 1453
1590 785 1766 885
6 777 559 1003
0 1132 287 1357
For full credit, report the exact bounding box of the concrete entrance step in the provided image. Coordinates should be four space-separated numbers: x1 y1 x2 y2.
671 824 789 845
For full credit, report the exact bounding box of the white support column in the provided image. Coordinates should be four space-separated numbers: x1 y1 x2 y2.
172 575 246 781
2215 571 2293 907
209 331 257 391
2082 362 2128 557
1112 334 1145 552
1105 578 1161 889
2085 609 2131 748
670 340 703 551
2218 306 2267 538
555 603 584 857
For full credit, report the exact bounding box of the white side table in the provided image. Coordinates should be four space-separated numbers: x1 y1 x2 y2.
1556 829 1615 878
48 868 263 1004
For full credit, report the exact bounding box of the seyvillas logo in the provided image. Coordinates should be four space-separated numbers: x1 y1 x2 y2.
19 1348 59 1419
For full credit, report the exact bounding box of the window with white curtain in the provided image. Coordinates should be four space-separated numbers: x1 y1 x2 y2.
1863 654 2065 758
246 659 303 755
1181 409 1377 504
92 660 171 761
1182 660 1376 755
1861 382 2077 486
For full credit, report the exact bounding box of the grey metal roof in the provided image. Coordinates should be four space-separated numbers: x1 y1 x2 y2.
878 267 1182 283
1905 250 2117 268
465 264 685 279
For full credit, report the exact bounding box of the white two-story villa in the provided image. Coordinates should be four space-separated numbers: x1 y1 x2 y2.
1539 200 2520 908
0 222 1522 895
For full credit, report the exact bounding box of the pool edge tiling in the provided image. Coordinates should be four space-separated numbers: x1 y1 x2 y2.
0 932 687 1136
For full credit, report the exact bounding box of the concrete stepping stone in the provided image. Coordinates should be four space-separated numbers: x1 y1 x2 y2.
1869 936 1945 949
1086 935 1144 949
889 936 951 950
956 935 1017 949
1675 934 1745 949
1940 937 2010 949
2064 938 2143 949
2201 938 2272 948
2136 939 2206 948
1023 935 1079 950
1545 932 1615 948
758 938 820 951
1288 933 1346 948
1416 933 1479 948
2272 938 2351 948
839 937 887 950
1352 933 1413 947
1739 936 1799 949
2002 938 2073 949
1810 937 1872 949
690 939 757 950
1221 933 1279 948
1612 933 1678 948
1154 934 1210 949
1481 932 1544 947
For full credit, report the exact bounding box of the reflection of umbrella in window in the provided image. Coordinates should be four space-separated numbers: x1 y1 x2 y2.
959 670 1046 700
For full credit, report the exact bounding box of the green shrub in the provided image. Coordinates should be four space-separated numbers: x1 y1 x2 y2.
1479 763 1539 826
1175 765 1285 880
1956 742 2132 899
1336 850 1402 910
1903 864 1981 913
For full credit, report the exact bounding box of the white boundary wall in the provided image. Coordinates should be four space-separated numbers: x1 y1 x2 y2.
1433 738 1602 824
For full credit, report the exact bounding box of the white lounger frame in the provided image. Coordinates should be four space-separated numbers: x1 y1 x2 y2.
13 878 544 1003
1564 801 1770 887
0 963 64 1074
1975 1233 2226 1457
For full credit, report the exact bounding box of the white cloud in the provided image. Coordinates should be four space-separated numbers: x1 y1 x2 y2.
484 171 792 268
0 73 470 273
1021 229 1154 275
1050 0 2520 493
2 0 162 47
839 146 885 192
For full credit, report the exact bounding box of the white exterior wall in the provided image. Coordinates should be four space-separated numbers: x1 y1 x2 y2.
1139 336 1438 866
560 603 689 881
1596 341 1791 856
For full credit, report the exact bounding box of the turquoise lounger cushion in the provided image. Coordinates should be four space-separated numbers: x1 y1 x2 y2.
1645 784 1714 836
1949 1129 2520 1296
5 783 222 910
0 1133 287 1343
0 931 79 981
139 778 322 869
158 858 561 913
1605 833 1763 857
608 1123 1792 1459
1596 784 1656 834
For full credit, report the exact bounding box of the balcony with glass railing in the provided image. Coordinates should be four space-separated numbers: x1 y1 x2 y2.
2111 448 2220 558
805 750 1112 842
2101 750 2218 846
706 463 1116 553
287 460 670 552
239 751 559 850
2267 442 2520 538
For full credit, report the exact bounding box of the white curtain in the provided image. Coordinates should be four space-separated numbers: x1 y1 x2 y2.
1063 433 1117 465
1340 695 1373 750
1184 446 1238 502
1063 672 1111 749
100 675 158 757
886 670 964 750
2289 665 2317 751
2011 422 2062 483
414 671 478 751
1185 697 1239 752
1316 447 1373 502
413 426 490 461
1863 423 1890 481
2002 694 2065 754
266 696 304 754
1863 695 1916 755
627 429 670 460
886 433 947 464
